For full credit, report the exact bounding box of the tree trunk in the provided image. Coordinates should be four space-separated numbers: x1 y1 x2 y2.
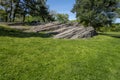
5 9 8 22
23 14 26 22
12 14 15 22
5 15 8 22
9 13 12 22
9 0 13 22
42 16 46 22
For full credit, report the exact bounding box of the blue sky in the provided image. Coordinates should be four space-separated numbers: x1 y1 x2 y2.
47 0 76 20
114 18 120 23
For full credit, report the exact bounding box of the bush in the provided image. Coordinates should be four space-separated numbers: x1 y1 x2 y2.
56 14 69 23
111 24 120 32
97 24 120 32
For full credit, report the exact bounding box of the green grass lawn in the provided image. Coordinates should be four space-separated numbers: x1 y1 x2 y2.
99 32 120 38
0 25 120 80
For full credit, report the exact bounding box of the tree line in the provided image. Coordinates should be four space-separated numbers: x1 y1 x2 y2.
1 0 119 28
0 0 55 22
72 0 120 28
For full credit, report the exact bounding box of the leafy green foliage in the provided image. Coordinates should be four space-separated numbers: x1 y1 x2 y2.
97 24 120 32
72 0 120 28
0 0 54 22
56 14 69 23
0 9 6 21
25 15 41 22
112 24 120 31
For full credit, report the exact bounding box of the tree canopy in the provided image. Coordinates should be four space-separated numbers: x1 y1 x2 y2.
72 0 120 28
0 0 54 22
56 14 69 23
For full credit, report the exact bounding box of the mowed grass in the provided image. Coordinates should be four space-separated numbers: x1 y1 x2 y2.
0 25 120 80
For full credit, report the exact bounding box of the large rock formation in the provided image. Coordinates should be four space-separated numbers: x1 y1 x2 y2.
28 22 97 39
53 26 97 39
9 22 97 39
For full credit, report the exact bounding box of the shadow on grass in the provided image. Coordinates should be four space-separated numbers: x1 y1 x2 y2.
99 32 120 38
0 26 52 38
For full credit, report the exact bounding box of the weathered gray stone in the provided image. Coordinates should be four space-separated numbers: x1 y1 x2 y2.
53 26 97 39
9 22 97 39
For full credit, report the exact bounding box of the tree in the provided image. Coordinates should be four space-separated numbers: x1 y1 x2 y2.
0 0 11 22
0 9 6 21
0 0 54 22
56 13 69 23
0 0 20 22
72 0 120 28
11 0 31 22
23 0 54 22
